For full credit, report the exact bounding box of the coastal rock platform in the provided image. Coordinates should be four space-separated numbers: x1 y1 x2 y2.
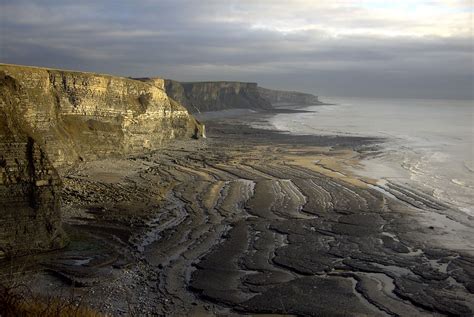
2 118 473 316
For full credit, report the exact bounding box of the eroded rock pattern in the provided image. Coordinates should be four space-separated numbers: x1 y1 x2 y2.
0 64 203 256
0 66 472 315
11 124 472 316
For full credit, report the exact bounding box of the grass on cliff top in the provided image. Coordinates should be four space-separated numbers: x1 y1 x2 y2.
0 63 122 80
0 282 105 317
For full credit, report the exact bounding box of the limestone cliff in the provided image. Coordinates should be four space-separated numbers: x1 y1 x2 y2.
258 87 322 105
163 80 272 113
0 73 66 257
0 64 204 168
0 63 203 257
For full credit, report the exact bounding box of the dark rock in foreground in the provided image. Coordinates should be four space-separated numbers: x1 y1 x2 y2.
2 120 472 316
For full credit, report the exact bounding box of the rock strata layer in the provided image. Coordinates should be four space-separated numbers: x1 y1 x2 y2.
163 80 273 113
0 72 66 257
0 63 203 257
10 122 472 316
0 64 204 168
0 137 66 258
258 86 322 105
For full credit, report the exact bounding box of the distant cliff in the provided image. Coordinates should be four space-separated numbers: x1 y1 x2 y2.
163 80 273 113
0 64 204 257
258 87 322 105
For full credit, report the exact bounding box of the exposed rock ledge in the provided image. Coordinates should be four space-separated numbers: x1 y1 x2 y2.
0 63 204 257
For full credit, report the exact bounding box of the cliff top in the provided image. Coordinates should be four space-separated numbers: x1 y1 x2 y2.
0 63 166 85
259 86 317 95
168 80 258 86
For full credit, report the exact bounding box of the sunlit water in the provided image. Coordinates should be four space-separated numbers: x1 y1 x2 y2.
267 97 474 215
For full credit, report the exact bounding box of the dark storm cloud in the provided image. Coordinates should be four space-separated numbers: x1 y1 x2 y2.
0 0 472 99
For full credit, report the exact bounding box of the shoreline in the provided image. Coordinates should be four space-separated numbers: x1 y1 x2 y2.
1 112 473 316
263 100 474 219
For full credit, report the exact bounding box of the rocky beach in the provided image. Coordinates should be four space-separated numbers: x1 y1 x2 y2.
0 64 473 316
2 1 472 315
2 110 473 316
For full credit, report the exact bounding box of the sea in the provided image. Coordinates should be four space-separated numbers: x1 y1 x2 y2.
267 97 474 216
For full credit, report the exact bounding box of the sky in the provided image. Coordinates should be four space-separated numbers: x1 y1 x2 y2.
0 0 472 99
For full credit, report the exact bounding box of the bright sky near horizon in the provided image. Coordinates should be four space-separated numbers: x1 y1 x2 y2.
0 0 472 99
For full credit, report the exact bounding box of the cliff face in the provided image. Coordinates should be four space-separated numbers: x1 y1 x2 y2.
163 80 272 113
0 73 66 257
0 137 66 257
258 87 322 105
0 64 203 257
0 64 203 168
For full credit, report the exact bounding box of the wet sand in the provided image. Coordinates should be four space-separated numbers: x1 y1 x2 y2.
1 113 473 316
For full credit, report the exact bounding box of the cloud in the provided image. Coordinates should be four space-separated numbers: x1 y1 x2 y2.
0 0 472 98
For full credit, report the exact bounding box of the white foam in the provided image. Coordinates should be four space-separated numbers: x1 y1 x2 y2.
451 179 465 186
463 160 474 173
263 97 474 218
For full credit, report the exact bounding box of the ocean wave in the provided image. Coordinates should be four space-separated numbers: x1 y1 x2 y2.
432 188 445 201
429 151 450 162
450 178 474 189
451 179 466 186
463 160 474 173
